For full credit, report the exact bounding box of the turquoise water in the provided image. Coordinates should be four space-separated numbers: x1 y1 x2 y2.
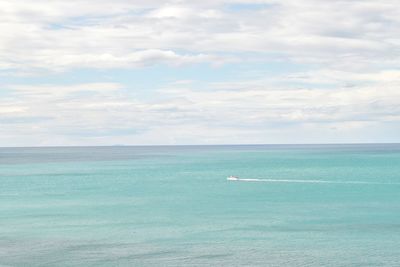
1 144 400 266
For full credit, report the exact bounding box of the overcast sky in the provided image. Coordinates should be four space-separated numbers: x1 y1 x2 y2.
1 0 400 146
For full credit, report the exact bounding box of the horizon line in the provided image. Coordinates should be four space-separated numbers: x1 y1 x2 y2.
1 142 400 149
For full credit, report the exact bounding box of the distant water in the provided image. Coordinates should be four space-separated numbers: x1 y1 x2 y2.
1 144 400 266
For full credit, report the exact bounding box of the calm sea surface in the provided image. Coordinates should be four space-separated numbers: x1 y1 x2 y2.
1 144 400 266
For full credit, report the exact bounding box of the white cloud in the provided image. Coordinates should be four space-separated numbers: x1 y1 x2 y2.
1 0 400 71
31 50 214 70
1 72 400 145
1 0 400 145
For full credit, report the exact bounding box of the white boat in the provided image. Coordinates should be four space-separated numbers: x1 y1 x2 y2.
227 175 239 181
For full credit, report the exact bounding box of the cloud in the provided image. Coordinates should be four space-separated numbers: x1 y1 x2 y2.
1 72 400 145
1 0 400 145
1 0 399 72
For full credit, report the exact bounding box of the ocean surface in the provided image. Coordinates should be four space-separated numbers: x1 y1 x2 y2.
1 144 400 266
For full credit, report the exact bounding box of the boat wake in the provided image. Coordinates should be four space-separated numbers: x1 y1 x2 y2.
227 176 400 185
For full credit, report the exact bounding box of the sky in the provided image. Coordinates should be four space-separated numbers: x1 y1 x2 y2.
1 0 400 146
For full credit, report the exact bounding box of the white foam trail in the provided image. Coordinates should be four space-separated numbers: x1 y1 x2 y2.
228 178 400 185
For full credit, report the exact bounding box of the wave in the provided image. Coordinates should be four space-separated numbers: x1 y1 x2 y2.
228 177 400 185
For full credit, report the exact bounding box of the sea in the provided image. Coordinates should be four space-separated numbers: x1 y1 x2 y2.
1 144 400 266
